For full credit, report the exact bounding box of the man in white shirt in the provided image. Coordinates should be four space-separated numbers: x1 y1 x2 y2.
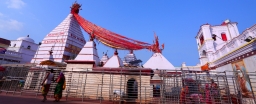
41 69 54 102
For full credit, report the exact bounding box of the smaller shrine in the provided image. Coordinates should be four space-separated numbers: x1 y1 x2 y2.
143 34 176 71
65 36 100 71
99 51 109 66
103 49 124 68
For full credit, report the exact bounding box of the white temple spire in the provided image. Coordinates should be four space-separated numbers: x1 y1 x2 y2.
143 53 175 70
31 14 85 64
103 49 124 68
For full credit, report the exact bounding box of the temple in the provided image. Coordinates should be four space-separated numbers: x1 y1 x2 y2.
31 13 86 64
1 1 256 104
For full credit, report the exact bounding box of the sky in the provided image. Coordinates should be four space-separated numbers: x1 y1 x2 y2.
0 0 256 67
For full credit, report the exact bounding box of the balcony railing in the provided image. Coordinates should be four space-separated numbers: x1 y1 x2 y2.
2 50 22 58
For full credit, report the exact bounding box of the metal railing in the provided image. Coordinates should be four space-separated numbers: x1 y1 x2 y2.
0 66 256 104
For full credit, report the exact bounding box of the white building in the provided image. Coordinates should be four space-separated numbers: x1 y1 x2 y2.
196 21 239 66
0 35 39 64
195 20 256 72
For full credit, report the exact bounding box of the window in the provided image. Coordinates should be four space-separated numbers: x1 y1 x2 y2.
27 45 31 49
221 32 227 41
202 50 207 56
199 35 204 45
13 44 16 47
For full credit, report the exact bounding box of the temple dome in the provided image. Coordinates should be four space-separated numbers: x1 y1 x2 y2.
17 35 35 43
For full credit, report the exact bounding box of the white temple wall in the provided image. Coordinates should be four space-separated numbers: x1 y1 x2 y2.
9 40 22 51
9 41 38 52
215 64 237 94
243 55 256 72
216 63 233 73
243 55 256 88
215 55 256 73
215 54 256 95
66 64 93 71
64 72 151 101
20 51 36 63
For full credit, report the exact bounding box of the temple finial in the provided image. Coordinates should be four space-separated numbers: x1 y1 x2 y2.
114 49 118 55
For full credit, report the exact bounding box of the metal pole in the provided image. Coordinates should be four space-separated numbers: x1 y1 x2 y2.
33 43 41 65
234 71 243 104
246 73 256 103
100 70 104 104
82 68 88 102
139 69 141 104
123 75 126 101
36 70 46 98
224 71 232 103
144 87 146 103
119 68 122 104
216 74 222 103
76 71 80 98
111 72 114 101
66 68 73 101
13 67 23 95
109 72 111 100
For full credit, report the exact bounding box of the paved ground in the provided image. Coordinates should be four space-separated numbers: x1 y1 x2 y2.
0 93 143 104
0 93 110 104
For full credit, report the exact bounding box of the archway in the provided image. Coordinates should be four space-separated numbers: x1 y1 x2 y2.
127 78 138 99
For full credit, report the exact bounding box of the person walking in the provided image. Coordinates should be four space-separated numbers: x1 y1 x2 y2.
41 69 54 102
54 72 66 102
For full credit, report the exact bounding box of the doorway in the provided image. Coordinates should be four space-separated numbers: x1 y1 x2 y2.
127 78 138 99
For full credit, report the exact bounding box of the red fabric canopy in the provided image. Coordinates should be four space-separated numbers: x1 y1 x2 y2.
70 2 152 50
0 66 5 71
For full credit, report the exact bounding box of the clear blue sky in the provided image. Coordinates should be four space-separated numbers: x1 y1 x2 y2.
0 0 256 66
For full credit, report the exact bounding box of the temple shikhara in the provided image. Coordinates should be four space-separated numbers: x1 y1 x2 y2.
1 1 256 104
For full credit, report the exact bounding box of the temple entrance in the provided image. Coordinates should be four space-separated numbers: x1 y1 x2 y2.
153 84 161 97
127 78 138 100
